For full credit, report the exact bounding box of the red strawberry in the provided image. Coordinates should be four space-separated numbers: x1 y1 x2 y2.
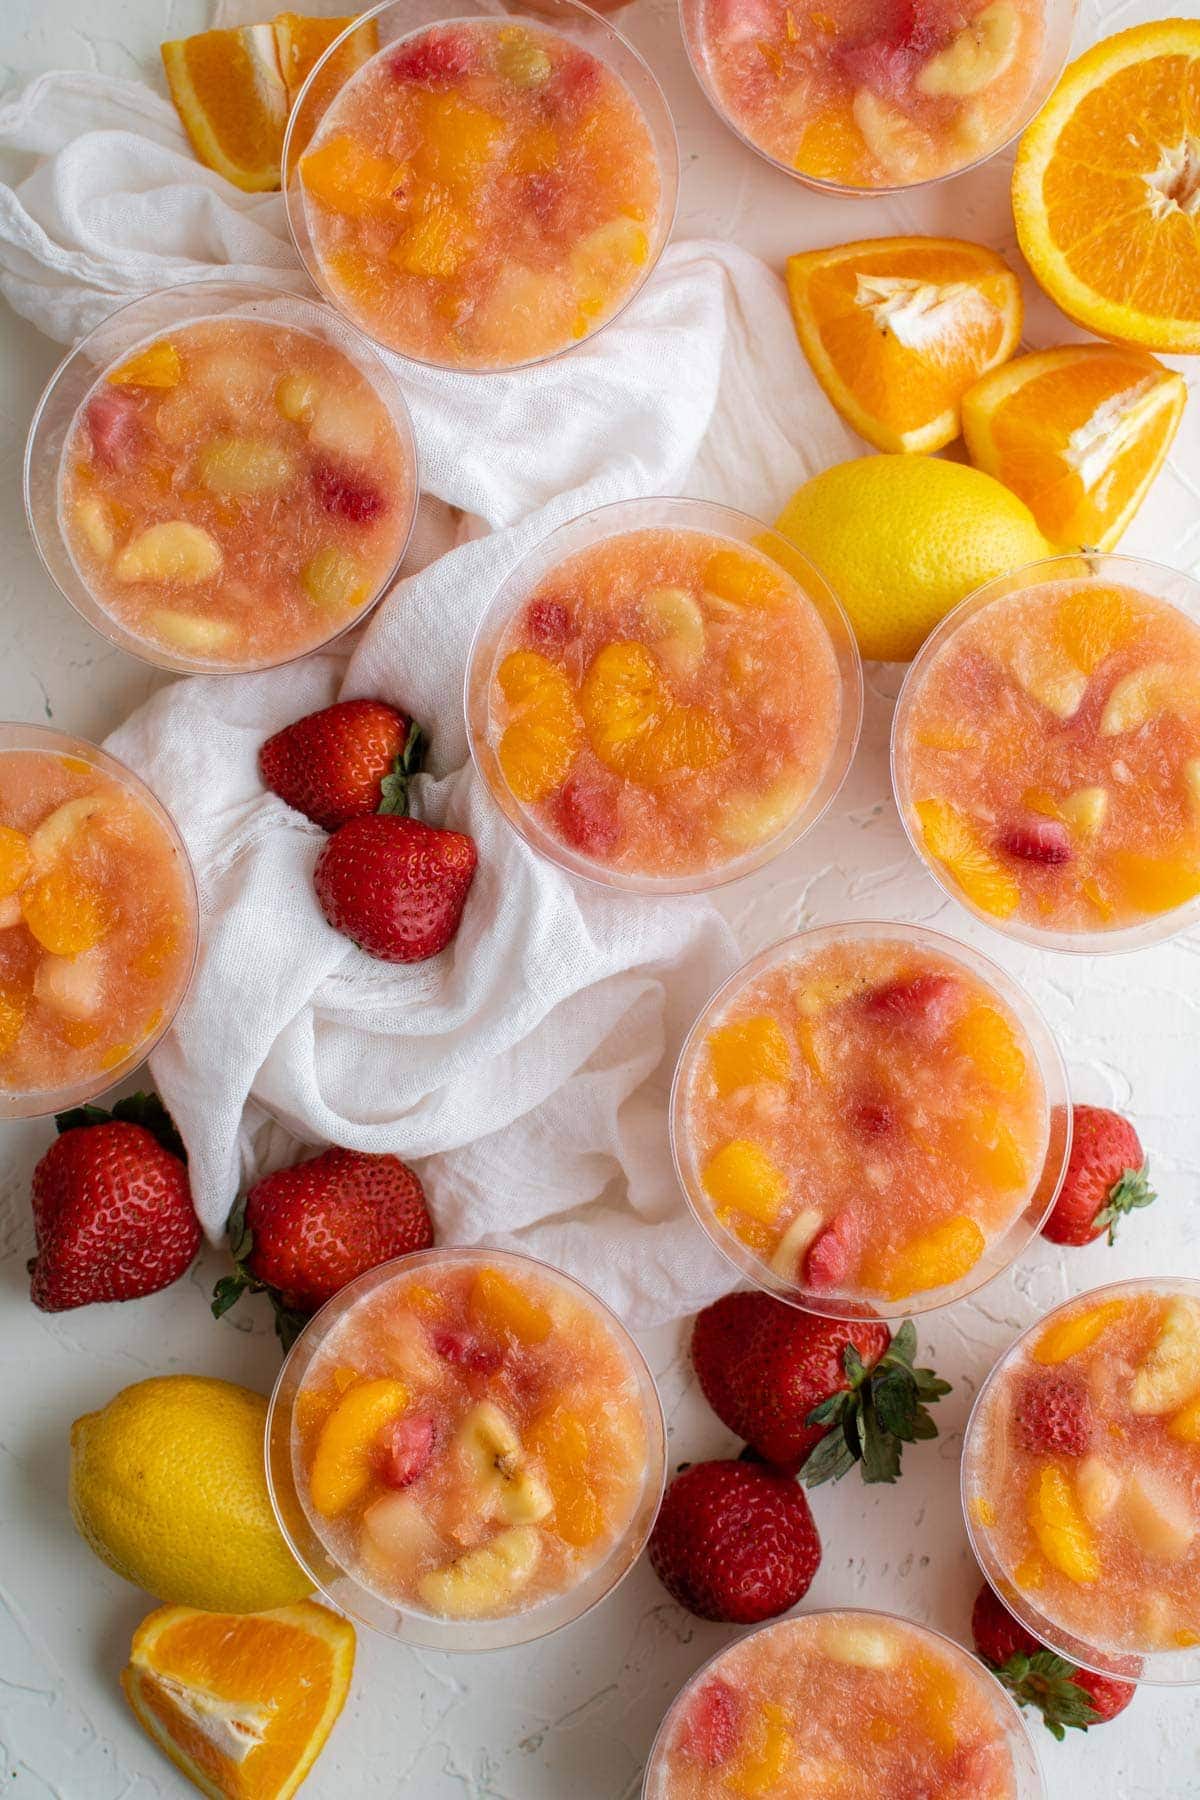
690 1291 949 1484
314 813 477 963
860 972 956 1029
547 49 603 119
1042 1103 1156 1246
379 1412 437 1489
523 174 570 236
85 391 139 471
803 1210 858 1290
524 597 572 653
997 817 1073 865
212 1147 433 1346
29 1094 199 1312
852 1096 897 1138
431 1326 503 1374
971 1582 1135 1737
555 773 621 856
312 461 387 524
1014 1372 1094 1456
647 1459 820 1623
389 28 475 84
260 699 422 833
679 1678 742 1766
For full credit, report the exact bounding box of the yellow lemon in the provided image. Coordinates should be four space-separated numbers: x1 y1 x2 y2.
70 1376 313 1614
775 455 1050 661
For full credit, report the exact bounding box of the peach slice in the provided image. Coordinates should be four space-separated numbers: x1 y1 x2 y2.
1032 1298 1127 1365
725 1701 792 1797
309 1377 409 1517
469 1267 552 1346
417 1524 540 1618
706 1015 791 1096
864 1214 985 1300
1027 1463 1100 1584
114 522 222 586
702 1140 788 1228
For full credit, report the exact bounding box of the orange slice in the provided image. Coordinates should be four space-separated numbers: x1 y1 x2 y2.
787 236 1022 453
1013 20 1200 353
273 14 377 109
122 1600 354 1800
963 345 1186 550
162 25 289 194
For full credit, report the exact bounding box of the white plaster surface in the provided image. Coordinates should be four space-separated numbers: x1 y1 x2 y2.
1 0 1199 1794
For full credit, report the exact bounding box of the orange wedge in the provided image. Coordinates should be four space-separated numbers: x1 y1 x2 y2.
1013 20 1200 353
162 25 289 194
786 237 1022 454
122 1600 355 1800
963 345 1186 550
274 15 376 108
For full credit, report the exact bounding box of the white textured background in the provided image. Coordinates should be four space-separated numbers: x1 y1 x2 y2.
1 0 1199 1794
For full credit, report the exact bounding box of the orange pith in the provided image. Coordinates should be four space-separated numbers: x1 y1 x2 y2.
788 237 1022 454
1013 20 1200 353
962 344 1186 550
122 1600 355 1800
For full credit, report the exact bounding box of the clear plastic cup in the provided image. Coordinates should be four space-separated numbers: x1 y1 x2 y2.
283 0 679 372
892 552 1200 953
670 919 1071 1319
678 0 1077 197
963 1276 1200 1686
642 1609 1045 1798
265 1246 667 1649
24 279 418 674
464 496 863 894
0 723 198 1119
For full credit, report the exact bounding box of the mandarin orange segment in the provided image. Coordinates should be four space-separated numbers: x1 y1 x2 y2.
725 1702 793 1797
794 100 863 184
21 865 109 956
702 1139 788 1227
706 1015 791 1096
952 1001 1027 1093
108 343 183 390
625 706 731 788
1105 850 1200 916
469 1267 553 1346
1054 584 1140 674
526 1403 604 1547
0 825 31 898
864 1215 986 1300
391 191 474 279
702 548 783 609
788 237 1022 455
1032 1299 1128 1366
299 135 410 219
914 797 1020 918
496 649 581 804
122 1599 355 1800
1027 1463 1100 1584
308 1377 408 1518
949 1108 1027 1191
911 1650 960 1756
580 642 730 788
161 25 289 194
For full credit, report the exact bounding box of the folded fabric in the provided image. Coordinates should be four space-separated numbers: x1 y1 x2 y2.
0 61 858 1325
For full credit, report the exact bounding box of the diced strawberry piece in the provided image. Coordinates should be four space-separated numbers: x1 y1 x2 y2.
803 1212 858 1291
853 1098 896 1138
1015 1373 1093 1456
681 1677 742 1767
860 972 957 1029
524 597 572 653
313 462 387 525
997 817 1073 865
431 1326 503 1374
85 391 139 472
378 1411 437 1489
835 0 949 91
547 49 603 120
389 29 476 85
556 774 621 856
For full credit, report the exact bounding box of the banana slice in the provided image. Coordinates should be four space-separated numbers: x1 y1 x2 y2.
821 1619 900 1669
644 586 705 676
770 1208 824 1279
454 1402 553 1524
149 610 235 654
1184 760 1200 812
853 90 935 179
417 1525 541 1618
1130 1298 1200 1415
917 1 1019 98
74 496 115 561
29 796 106 872
1059 787 1109 839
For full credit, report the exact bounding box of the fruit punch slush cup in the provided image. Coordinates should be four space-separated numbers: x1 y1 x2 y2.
26 283 417 672
894 556 1200 948
267 1248 666 1648
680 0 1074 192
466 500 862 891
964 1278 1200 1683
286 1 676 370
643 1611 1043 1798
672 922 1068 1315
0 727 197 1117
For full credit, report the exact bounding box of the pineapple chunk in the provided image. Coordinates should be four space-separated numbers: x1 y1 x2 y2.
1059 787 1109 839
643 585 705 675
114 522 222 585
73 496 115 560
1130 1298 1200 1415
1007 639 1088 720
717 775 809 850
198 436 296 498
307 390 378 461
301 547 368 612
1100 663 1195 735
821 1619 899 1669
148 609 235 654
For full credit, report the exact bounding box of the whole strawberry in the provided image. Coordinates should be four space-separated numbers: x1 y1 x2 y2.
212 1147 433 1346
1042 1103 1156 1246
260 699 422 833
29 1094 199 1312
648 1459 820 1622
691 1290 950 1484
314 812 477 963
971 1581 1135 1738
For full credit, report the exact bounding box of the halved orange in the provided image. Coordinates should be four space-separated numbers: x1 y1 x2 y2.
1013 20 1200 353
963 344 1186 550
162 25 290 194
122 1600 355 1800
786 237 1023 454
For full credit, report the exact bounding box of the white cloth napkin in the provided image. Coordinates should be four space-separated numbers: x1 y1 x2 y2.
0 64 858 1325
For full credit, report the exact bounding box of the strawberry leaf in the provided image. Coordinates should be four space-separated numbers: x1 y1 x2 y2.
799 1423 857 1487
55 1090 186 1162
378 721 425 818
1094 1162 1157 1245
983 1649 1102 1741
799 1320 951 1489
